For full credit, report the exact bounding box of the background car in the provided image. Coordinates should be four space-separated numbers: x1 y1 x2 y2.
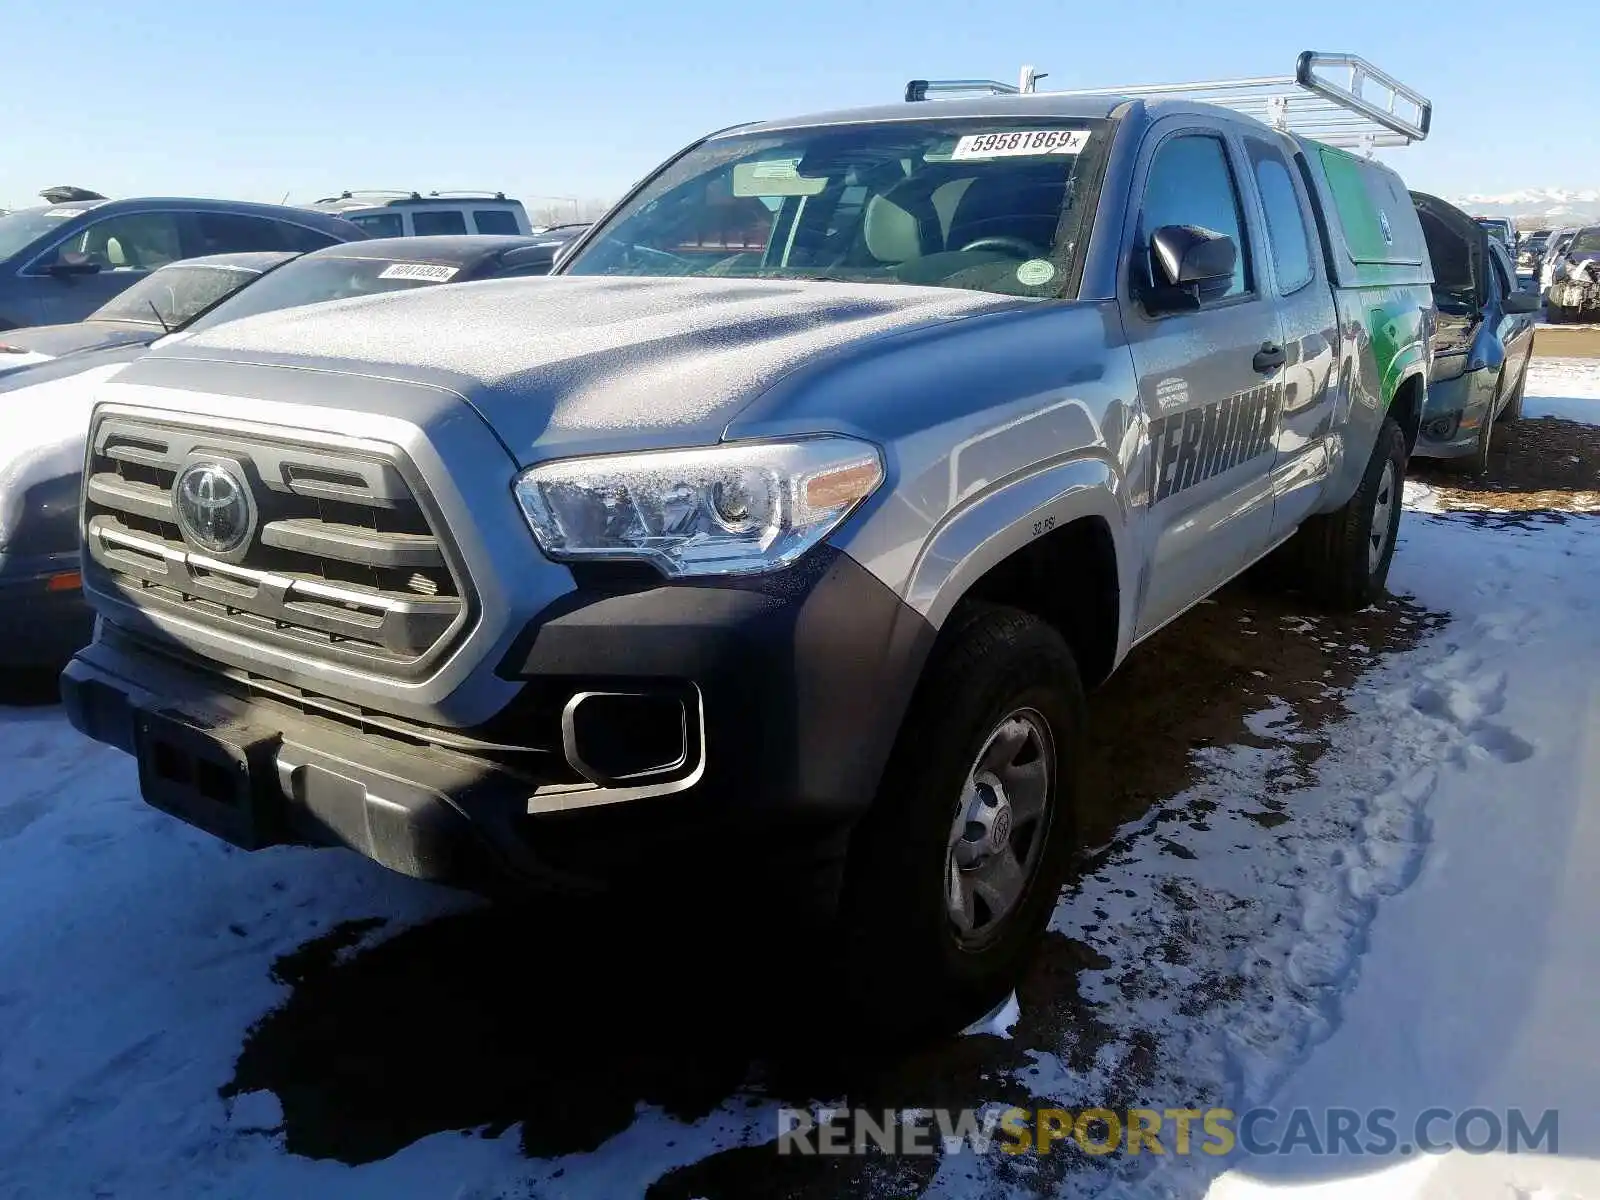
0 251 293 380
1539 226 1580 297
1473 215 1518 253
1516 228 1550 276
0 195 364 330
304 189 532 236
1545 225 1600 324
1413 193 1540 473
0 233 568 671
165 233 572 339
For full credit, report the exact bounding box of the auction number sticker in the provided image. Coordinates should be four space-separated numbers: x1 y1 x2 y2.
378 263 460 282
952 129 1090 159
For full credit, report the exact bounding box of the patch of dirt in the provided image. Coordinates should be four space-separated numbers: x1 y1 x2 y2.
1076 583 1443 849
1534 325 1600 359
1412 415 1600 513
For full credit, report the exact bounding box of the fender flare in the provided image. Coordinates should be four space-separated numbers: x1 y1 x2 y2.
904 454 1134 647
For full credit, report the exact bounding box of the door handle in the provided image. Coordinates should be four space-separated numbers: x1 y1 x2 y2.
1252 342 1286 373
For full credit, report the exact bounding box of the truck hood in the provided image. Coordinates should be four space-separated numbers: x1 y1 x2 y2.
144 275 1025 463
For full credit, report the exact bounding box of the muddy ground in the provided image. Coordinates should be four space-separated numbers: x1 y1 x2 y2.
1534 324 1600 360
225 579 1444 1198
1411 410 1600 514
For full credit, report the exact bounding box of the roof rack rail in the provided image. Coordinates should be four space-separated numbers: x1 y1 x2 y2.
903 51 1431 153
425 190 511 201
314 189 421 204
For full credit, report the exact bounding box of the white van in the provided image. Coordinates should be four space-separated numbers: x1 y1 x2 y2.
306 190 532 237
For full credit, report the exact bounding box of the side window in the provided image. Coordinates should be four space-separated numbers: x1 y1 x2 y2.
1488 244 1513 299
276 222 341 252
1245 138 1315 293
472 209 521 235
1140 134 1251 300
193 212 292 254
413 210 468 236
55 212 185 271
349 213 405 238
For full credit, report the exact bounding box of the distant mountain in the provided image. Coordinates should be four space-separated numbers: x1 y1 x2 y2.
1448 188 1600 228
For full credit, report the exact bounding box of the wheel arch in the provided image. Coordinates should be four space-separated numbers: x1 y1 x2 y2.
906 459 1132 689
1388 367 1426 456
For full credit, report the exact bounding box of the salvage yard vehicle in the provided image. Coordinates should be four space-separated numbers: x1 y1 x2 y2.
1474 215 1517 253
1541 227 1580 297
0 196 364 330
1412 194 1539 472
1517 229 1550 275
0 235 563 670
1545 225 1600 324
62 52 1437 1029
0 251 292 381
306 190 533 237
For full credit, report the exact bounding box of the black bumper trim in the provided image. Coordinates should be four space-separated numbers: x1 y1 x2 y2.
62 547 935 894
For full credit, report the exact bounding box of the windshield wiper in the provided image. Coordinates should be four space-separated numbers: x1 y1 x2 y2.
146 300 171 334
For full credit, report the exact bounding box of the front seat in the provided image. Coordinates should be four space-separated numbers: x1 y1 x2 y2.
862 192 932 267
104 236 133 269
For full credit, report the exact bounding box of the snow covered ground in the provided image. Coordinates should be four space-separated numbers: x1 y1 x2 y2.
0 363 1596 1199
1523 356 1600 423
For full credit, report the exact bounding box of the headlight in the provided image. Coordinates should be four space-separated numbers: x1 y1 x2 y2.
513 437 884 577
1430 350 1469 383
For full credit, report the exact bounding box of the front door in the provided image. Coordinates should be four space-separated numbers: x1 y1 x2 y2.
1487 241 1536 398
28 210 188 326
1127 125 1286 639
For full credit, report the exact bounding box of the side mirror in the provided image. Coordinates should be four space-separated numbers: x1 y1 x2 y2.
45 250 101 278
1502 290 1540 314
1144 225 1237 312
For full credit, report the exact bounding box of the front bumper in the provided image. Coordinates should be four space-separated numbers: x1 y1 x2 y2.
1412 365 1497 460
0 550 92 668
62 547 935 892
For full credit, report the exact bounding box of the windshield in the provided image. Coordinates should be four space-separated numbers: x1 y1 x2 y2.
1569 229 1600 255
562 119 1107 298
180 254 460 334
89 263 262 328
0 206 83 261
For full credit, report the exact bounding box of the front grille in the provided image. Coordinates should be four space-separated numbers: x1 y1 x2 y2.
83 414 473 675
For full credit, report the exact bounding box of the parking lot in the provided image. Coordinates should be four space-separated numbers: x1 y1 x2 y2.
2 352 1595 1198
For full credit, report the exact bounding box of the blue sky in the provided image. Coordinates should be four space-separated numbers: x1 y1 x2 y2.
1 0 1587 211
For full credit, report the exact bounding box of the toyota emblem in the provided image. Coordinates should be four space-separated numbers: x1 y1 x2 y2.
173 461 255 555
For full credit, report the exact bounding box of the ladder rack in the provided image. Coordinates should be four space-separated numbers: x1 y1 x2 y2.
904 51 1431 152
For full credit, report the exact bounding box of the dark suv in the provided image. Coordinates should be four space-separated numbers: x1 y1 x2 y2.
0 196 364 329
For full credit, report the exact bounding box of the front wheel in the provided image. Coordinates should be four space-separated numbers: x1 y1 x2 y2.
1277 415 1408 610
840 605 1084 1037
1500 360 1527 423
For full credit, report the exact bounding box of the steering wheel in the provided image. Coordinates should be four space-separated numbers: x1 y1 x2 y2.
959 236 1045 259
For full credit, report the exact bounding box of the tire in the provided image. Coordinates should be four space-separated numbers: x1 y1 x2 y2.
1500 360 1527 423
839 604 1085 1038
1278 415 1407 610
1547 302 1570 325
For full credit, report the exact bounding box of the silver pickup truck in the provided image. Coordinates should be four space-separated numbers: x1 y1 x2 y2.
62 53 1436 1029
